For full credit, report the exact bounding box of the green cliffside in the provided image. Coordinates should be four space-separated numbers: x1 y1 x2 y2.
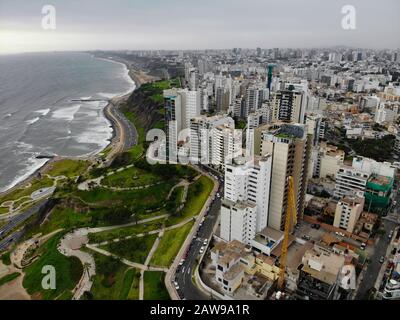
124 78 182 132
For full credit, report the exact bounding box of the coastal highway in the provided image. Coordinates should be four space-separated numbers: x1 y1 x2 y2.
105 102 137 153
174 165 224 300
0 199 47 251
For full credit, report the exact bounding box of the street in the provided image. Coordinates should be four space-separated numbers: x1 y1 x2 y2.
355 191 399 299
174 165 223 300
0 199 47 251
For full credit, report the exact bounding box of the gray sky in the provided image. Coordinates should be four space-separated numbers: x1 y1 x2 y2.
0 0 399 54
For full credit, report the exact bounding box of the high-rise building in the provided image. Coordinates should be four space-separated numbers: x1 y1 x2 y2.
183 90 201 128
164 89 183 163
216 86 230 112
189 68 200 91
189 115 241 167
254 123 311 231
222 155 272 238
305 113 324 146
272 87 306 124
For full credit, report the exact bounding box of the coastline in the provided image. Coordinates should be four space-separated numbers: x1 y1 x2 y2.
0 54 153 198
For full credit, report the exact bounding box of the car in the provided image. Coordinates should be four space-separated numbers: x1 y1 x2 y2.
179 259 185 266
379 256 385 264
339 232 345 237
199 246 205 254
216 193 221 198
315 224 321 230
294 224 300 229
203 239 208 245
174 281 179 290
302 235 311 241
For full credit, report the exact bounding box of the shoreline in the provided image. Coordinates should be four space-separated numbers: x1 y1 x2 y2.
0 54 153 198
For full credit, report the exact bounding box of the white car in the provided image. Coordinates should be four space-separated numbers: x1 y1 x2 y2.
216 193 221 198
203 239 208 246
199 246 205 254
179 259 185 266
174 281 179 290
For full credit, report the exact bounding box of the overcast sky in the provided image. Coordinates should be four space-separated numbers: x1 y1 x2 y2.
0 0 399 54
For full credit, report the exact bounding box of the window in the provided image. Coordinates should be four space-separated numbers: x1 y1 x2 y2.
217 265 223 271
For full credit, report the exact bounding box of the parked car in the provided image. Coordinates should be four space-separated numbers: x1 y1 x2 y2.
203 239 208 246
379 256 385 264
199 246 205 254
179 259 185 266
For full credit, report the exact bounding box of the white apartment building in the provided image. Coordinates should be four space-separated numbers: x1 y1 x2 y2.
334 195 365 233
317 143 345 179
183 90 201 128
375 102 399 124
224 155 272 233
352 156 395 178
334 166 369 199
189 115 241 168
220 199 257 244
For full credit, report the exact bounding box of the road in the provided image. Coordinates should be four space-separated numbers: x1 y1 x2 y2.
174 165 223 300
355 215 398 299
105 102 137 152
0 199 47 251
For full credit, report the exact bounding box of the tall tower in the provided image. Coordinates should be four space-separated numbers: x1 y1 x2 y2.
267 64 274 92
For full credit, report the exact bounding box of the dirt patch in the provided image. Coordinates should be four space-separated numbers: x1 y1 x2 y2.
0 271 30 300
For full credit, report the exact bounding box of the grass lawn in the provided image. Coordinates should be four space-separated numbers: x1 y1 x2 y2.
46 159 89 177
102 166 161 188
150 222 193 267
0 207 9 214
121 268 141 300
90 254 138 300
166 175 213 226
105 234 157 264
76 181 174 209
0 272 20 286
122 109 146 144
88 218 165 244
127 144 144 160
127 271 141 299
23 233 83 300
34 206 92 236
143 271 170 300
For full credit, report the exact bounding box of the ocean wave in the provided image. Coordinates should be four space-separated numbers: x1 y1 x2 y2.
35 108 51 116
0 156 49 193
52 104 81 121
98 92 117 99
80 96 92 100
25 117 40 125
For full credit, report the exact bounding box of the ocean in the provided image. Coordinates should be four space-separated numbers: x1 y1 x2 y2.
0 52 135 192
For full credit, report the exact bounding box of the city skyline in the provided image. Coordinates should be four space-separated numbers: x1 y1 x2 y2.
1 0 400 54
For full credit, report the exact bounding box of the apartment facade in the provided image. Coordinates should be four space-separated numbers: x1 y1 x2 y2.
333 195 365 233
255 123 311 231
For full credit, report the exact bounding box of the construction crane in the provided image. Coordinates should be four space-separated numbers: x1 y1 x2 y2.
277 176 298 291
